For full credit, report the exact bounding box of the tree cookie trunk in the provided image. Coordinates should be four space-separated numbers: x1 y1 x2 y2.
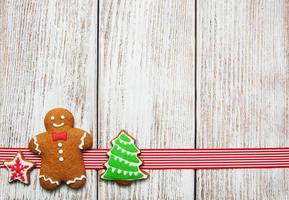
116 181 132 186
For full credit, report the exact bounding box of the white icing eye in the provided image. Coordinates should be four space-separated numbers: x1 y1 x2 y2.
50 116 55 121
61 115 65 120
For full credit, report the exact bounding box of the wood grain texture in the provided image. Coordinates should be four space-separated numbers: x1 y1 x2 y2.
1 0 288 199
98 0 195 199
196 0 289 199
0 0 98 199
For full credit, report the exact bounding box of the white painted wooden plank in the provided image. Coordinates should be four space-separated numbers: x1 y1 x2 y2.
197 0 289 199
98 0 195 199
0 0 98 199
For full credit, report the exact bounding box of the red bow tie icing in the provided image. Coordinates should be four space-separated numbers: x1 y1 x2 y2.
52 132 67 141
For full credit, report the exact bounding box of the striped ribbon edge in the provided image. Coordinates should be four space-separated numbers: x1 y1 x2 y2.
0 148 289 170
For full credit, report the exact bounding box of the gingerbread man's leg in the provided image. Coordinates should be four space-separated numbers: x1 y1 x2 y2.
38 164 62 190
66 174 86 189
62 158 86 189
39 175 60 190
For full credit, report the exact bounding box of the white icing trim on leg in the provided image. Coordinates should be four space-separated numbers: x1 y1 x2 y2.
39 175 59 185
66 175 86 185
78 132 87 150
33 137 41 154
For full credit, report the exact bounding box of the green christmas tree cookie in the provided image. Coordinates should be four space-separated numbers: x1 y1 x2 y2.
101 130 149 185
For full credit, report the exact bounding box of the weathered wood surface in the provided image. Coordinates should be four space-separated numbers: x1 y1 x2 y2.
0 0 98 199
98 0 195 199
196 0 289 200
0 0 288 199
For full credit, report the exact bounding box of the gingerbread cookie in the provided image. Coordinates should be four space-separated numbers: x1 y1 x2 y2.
4 151 34 185
100 130 149 185
28 108 93 190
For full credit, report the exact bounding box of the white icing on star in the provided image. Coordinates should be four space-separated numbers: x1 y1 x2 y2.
4 152 34 184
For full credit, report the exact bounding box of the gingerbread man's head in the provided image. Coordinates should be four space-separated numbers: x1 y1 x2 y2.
44 108 75 132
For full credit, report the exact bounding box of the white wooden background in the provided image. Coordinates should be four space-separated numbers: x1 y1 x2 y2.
0 0 288 199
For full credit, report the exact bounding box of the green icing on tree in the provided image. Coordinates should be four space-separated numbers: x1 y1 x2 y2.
101 131 148 181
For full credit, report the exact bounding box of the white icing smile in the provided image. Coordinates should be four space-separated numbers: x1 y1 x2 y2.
52 122 65 128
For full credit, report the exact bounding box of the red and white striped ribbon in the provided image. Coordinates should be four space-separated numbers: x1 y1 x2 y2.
1 148 289 170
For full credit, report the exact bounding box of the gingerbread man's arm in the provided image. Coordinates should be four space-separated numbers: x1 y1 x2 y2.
28 136 42 155
77 130 93 150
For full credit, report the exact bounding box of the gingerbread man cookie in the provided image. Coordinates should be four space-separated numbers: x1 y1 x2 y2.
28 108 93 190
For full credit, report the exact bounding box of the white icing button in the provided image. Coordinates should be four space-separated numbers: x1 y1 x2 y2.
51 116 55 120
58 149 63 154
59 157 64 162
61 115 65 120
58 143 63 147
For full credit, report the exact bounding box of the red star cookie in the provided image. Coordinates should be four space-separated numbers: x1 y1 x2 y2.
4 151 35 184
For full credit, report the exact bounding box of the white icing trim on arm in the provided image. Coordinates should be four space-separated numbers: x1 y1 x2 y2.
78 132 87 150
39 175 59 185
66 175 86 184
33 137 41 154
